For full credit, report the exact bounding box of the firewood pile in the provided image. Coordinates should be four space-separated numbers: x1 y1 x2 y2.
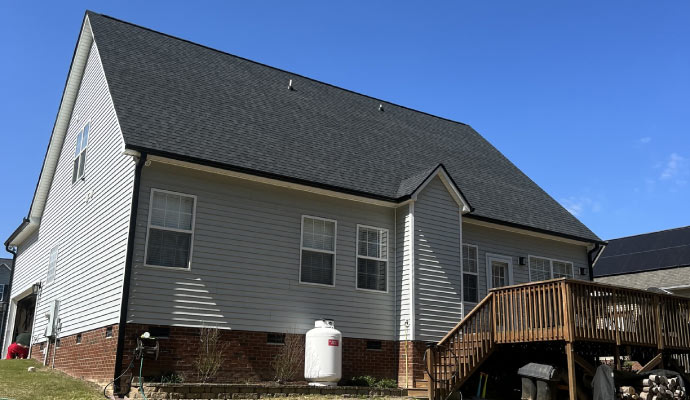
623 374 687 400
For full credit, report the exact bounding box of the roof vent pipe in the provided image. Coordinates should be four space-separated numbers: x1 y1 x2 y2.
288 79 294 90
379 104 384 112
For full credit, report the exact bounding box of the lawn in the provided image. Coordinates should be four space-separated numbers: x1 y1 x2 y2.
0 359 103 400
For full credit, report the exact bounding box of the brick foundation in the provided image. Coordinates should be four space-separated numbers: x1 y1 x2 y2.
29 324 119 385
120 324 411 391
25 322 427 391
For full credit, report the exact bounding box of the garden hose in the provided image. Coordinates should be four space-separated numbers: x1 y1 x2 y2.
139 357 147 400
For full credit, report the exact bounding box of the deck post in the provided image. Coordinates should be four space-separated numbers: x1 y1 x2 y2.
614 345 621 371
654 296 664 350
565 342 577 400
566 342 577 400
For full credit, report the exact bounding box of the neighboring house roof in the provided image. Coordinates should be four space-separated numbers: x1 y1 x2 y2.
8 11 603 246
594 226 690 277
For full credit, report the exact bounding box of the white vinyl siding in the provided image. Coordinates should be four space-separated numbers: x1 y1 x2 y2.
462 244 479 303
462 221 588 316
356 225 388 292
300 216 336 286
72 123 89 183
46 246 58 283
3 41 136 348
144 189 196 269
129 162 396 340
414 176 463 341
529 256 574 281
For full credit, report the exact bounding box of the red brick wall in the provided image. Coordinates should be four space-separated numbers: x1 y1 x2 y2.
120 324 401 388
29 325 119 385
397 340 428 388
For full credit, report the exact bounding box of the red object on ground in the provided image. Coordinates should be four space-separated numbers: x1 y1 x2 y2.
6 343 29 359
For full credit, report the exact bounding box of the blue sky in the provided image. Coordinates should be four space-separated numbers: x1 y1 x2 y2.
1 1 688 257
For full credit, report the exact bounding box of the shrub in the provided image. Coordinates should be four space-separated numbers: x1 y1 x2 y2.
374 378 398 388
194 326 227 383
349 376 397 388
271 334 304 383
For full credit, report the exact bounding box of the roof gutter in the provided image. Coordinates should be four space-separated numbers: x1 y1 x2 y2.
5 218 39 248
587 243 605 281
113 151 146 394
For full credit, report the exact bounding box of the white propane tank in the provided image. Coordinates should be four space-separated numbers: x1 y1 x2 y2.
304 319 342 386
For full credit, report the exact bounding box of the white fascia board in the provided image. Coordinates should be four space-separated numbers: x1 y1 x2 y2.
408 165 472 213
11 17 94 246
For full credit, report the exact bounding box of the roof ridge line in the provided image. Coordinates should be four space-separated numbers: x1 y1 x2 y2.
607 225 690 241
87 10 474 131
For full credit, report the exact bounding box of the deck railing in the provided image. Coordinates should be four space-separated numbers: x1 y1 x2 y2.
425 278 690 399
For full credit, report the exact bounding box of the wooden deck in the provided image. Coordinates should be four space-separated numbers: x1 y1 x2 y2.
424 278 690 400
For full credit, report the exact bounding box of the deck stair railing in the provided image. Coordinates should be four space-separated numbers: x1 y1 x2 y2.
424 279 690 400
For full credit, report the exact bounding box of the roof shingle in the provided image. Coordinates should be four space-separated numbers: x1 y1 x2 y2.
86 11 601 243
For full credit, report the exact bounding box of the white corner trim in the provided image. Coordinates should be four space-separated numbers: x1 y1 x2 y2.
409 166 471 213
408 201 415 341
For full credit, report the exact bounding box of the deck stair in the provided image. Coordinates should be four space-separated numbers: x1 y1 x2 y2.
424 279 690 400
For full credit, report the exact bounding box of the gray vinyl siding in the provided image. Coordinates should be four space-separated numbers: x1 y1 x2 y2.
414 177 463 342
595 266 690 294
462 222 590 315
128 162 397 340
5 42 134 341
396 204 412 340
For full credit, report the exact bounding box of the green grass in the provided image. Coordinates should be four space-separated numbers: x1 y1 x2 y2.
0 359 103 400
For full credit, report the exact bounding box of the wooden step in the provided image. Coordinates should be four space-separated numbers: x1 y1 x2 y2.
414 378 429 389
407 388 429 399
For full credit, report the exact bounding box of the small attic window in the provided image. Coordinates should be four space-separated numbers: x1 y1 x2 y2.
72 123 89 184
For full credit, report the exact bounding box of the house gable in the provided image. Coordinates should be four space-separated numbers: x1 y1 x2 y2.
3 25 137 355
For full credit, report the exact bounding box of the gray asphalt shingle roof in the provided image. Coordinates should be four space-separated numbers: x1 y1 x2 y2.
86 11 601 243
594 226 690 277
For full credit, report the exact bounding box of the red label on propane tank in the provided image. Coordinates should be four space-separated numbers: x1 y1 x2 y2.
328 339 339 346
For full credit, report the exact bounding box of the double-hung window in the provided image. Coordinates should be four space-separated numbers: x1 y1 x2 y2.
529 256 574 281
300 216 336 286
46 246 58 283
462 244 479 303
72 123 89 183
0 284 5 302
145 189 196 269
356 225 388 292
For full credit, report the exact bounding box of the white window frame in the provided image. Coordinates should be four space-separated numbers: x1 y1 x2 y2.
299 215 337 287
485 253 514 290
46 245 58 283
355 224 389 293
0 284 5 302
527 255 575 281
143 188 197 271
72 122 90 184
462 243 479 303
